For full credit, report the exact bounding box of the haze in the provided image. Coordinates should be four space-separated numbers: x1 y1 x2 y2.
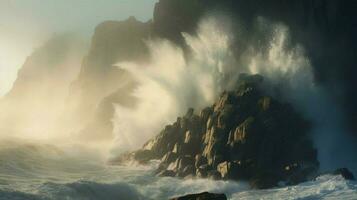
0 0 157 96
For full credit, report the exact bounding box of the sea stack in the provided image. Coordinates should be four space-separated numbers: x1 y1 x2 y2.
115 73 319 189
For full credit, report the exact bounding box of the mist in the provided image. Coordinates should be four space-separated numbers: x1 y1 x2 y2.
0 0 356 177
0 0 157 97
244 20 357 174
0 2 356 199
111 15 357 174
1 11 355 174
112 16 238 153
0 34 86 141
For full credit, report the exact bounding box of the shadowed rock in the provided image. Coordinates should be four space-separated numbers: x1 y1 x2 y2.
333 168 355 180
170 192 227 200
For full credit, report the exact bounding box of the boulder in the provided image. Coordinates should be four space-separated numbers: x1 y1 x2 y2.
133 150 155 164
170 192 227 200
333 168 355 180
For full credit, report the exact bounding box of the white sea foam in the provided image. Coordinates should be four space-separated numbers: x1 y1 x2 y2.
0 142 356 200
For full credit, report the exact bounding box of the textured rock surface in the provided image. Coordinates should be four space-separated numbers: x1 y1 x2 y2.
117 74 319 189
170 192 227 200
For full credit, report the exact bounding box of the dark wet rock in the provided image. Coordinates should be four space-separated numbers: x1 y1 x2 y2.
216 161 241 179
333 168 355 180
285 163 318 185
207 170 221 180
170 192 227 200
178 165 195 177
194 155 207 168
119 74 319 189
133 150 155 162
157 170 176 177
249 171 280 189
161 152 178 165
177 156 195 172
172 143 182 154
196 168 208 178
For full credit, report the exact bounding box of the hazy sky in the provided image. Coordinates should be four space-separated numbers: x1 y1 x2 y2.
0 0 157 96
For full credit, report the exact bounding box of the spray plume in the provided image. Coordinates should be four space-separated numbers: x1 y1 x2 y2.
246 21 357 174
112 16 357 174
112 17 238 153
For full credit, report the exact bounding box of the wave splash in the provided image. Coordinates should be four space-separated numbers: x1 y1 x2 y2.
112 16 357 174
0 16 357 200
112 16 238 153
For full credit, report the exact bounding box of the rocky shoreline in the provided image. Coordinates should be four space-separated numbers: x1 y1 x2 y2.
114 74 323 189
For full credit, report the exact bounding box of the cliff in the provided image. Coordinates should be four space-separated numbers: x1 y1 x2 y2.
68 17 151 140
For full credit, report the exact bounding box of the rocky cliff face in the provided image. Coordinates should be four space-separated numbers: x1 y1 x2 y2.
115 74 319 189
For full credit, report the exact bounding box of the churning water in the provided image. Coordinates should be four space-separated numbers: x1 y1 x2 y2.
0 140 355 200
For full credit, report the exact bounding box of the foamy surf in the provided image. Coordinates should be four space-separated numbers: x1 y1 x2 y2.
0 142 355 200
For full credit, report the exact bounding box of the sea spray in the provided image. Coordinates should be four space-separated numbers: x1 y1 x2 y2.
112 16 357 174
246 22 357 174
112 17 238 153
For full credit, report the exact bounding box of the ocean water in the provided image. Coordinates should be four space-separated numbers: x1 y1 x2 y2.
0 140 356 200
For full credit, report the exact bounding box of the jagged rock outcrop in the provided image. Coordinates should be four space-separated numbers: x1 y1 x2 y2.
116 74 319 189
153 0 205 44
170 192 227 200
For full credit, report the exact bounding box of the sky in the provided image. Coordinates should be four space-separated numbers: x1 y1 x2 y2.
0 0 157 96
